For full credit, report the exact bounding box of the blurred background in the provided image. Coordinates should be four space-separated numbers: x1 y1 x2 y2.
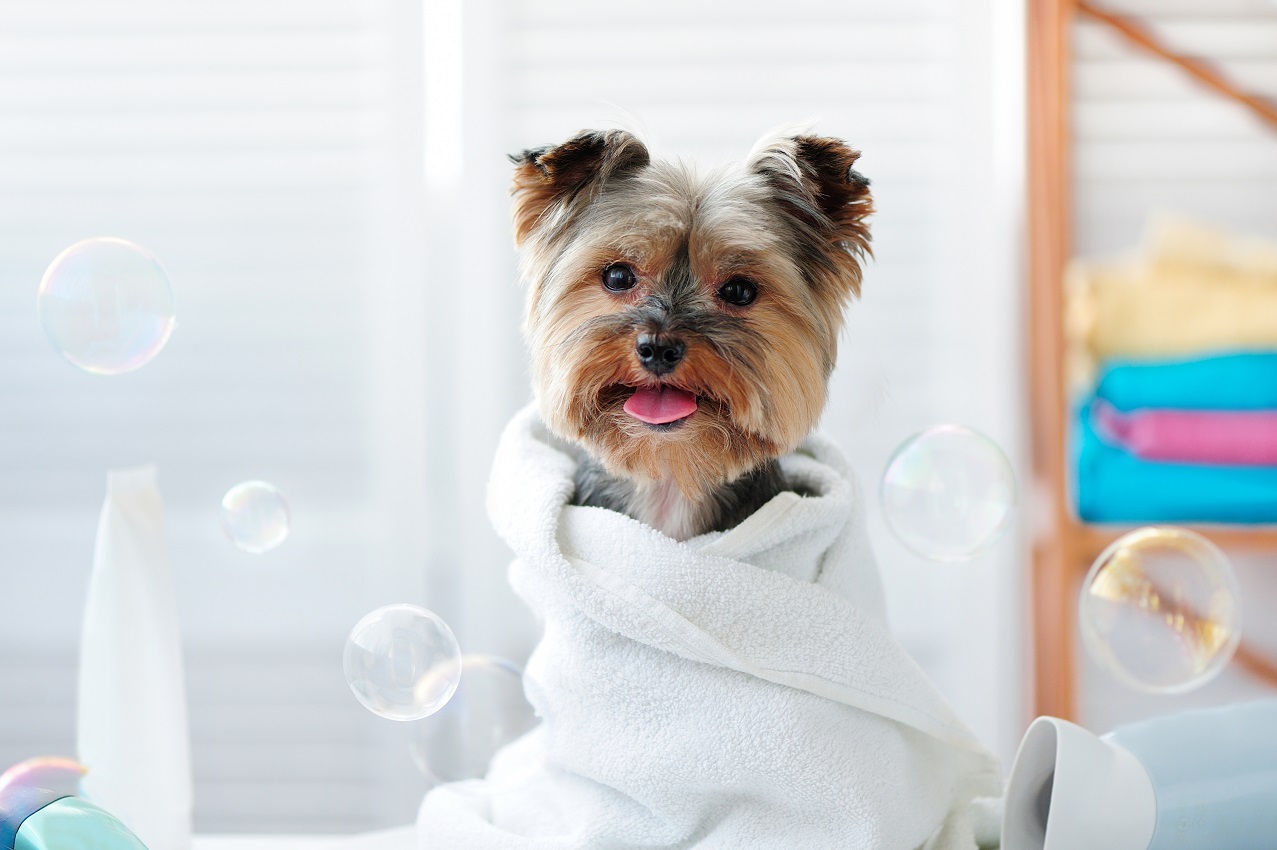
0 0 1274 835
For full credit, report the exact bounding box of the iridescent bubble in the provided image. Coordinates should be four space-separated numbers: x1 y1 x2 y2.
0 757 86 824
409 654 539 785
221 481 290 554
343 604 462 721
0 756 86 797
880 424 1016 561
1080 527 1242 694
37 237 176 375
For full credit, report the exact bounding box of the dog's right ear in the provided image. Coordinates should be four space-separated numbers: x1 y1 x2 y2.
509 130 650 246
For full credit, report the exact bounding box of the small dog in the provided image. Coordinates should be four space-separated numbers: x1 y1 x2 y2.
510 130 872 540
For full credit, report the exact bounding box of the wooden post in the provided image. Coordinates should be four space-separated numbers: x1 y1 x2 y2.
1027 0 1077 720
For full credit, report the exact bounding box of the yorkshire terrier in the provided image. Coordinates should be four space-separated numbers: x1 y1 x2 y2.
510 130 872 541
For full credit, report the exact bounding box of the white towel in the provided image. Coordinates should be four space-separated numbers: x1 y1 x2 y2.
417 405 1002 849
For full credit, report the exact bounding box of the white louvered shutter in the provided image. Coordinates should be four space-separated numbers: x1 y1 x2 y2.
0 0 432 832
1 0 1032 828
437 0 1028 765
1073 0 1277 254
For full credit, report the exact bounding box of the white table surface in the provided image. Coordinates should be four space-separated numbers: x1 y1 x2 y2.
193 825 417 850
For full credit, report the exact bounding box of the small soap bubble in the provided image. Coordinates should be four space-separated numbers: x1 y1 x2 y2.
0 756 86 797
344 604 462 721
221 481 290 554
880 424 1016 561
409 654 539 785
1080 527 1242 694
37 237 175 375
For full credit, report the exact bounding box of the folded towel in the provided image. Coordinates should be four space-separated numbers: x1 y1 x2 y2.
417 405 1001 850
1064 216 1277 389
1077 402 1277 523
1066 260 1277 362
1093 400 1277 466
1096 353 1277 412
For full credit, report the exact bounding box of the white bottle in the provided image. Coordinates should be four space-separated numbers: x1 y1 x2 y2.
77 464 193 850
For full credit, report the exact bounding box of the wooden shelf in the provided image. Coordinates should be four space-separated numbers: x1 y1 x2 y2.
1027 0 1277 721
1071 522 1277 563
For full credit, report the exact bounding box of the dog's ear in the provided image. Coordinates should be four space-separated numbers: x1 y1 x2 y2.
509 130 650 246
749 135 873 296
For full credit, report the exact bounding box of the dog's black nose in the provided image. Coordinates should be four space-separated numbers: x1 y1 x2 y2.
635 333 686 375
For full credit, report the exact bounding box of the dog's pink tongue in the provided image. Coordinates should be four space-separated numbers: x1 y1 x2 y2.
624 386 698 424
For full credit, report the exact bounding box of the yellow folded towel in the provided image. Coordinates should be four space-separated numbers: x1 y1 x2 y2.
1066 216 1277 389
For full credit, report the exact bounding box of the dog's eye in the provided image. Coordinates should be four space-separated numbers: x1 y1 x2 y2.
717 277 758 307
602 263 637 292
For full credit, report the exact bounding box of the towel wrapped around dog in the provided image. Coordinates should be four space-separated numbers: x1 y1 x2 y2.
417 405 1002 849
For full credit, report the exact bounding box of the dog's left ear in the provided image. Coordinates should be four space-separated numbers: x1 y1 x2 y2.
749 135 873 296
509 129 650 246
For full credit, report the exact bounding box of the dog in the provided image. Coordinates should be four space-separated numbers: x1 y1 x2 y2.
509 129 872 541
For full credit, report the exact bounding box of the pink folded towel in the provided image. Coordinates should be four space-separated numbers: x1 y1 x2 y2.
1093 400 1277 466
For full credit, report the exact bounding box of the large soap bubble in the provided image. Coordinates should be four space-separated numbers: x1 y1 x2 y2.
409 654 539 785
37 237 175 374
1080 527 1242 694
880 424 1016 561
343 604 462 721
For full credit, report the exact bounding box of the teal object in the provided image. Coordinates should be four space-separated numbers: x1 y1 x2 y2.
1004 700 1277 850
1075 402 1277 522
1096 352 1277 412
1 787 147 850
1108 701 1277 850
14 798 147 850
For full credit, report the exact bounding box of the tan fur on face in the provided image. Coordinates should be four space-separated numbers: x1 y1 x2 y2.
511 130 872 506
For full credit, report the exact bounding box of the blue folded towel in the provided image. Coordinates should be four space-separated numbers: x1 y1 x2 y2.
1076 402 1277 523
1096 352 1277 412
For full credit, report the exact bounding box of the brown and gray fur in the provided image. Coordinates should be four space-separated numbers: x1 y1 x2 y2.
510 129 873 540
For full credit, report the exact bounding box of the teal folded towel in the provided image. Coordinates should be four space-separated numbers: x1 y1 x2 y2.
1096 352 1277 412
1076 402 1277 523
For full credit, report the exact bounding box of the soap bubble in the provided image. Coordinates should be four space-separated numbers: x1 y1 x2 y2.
0 756 86 797
37 237 176 375
344 604 462 721
221 481 290 554
1080 527 1242 694
409 654 539 785
880 424 1016 561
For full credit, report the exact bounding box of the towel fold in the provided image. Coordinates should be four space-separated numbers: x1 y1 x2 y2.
417 405 1001 850
1095 352 1277 412
1092 400 1277 466
1076 402 1277 523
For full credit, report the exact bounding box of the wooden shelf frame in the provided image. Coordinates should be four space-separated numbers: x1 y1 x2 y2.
1027 0 1277 721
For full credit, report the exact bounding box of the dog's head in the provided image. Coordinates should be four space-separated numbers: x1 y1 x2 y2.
511 129 872 502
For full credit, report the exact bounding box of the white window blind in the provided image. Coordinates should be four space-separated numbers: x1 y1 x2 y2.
1073 0 1277 255
0 0 431 832
439 0 1028 765
2 0 1030 831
